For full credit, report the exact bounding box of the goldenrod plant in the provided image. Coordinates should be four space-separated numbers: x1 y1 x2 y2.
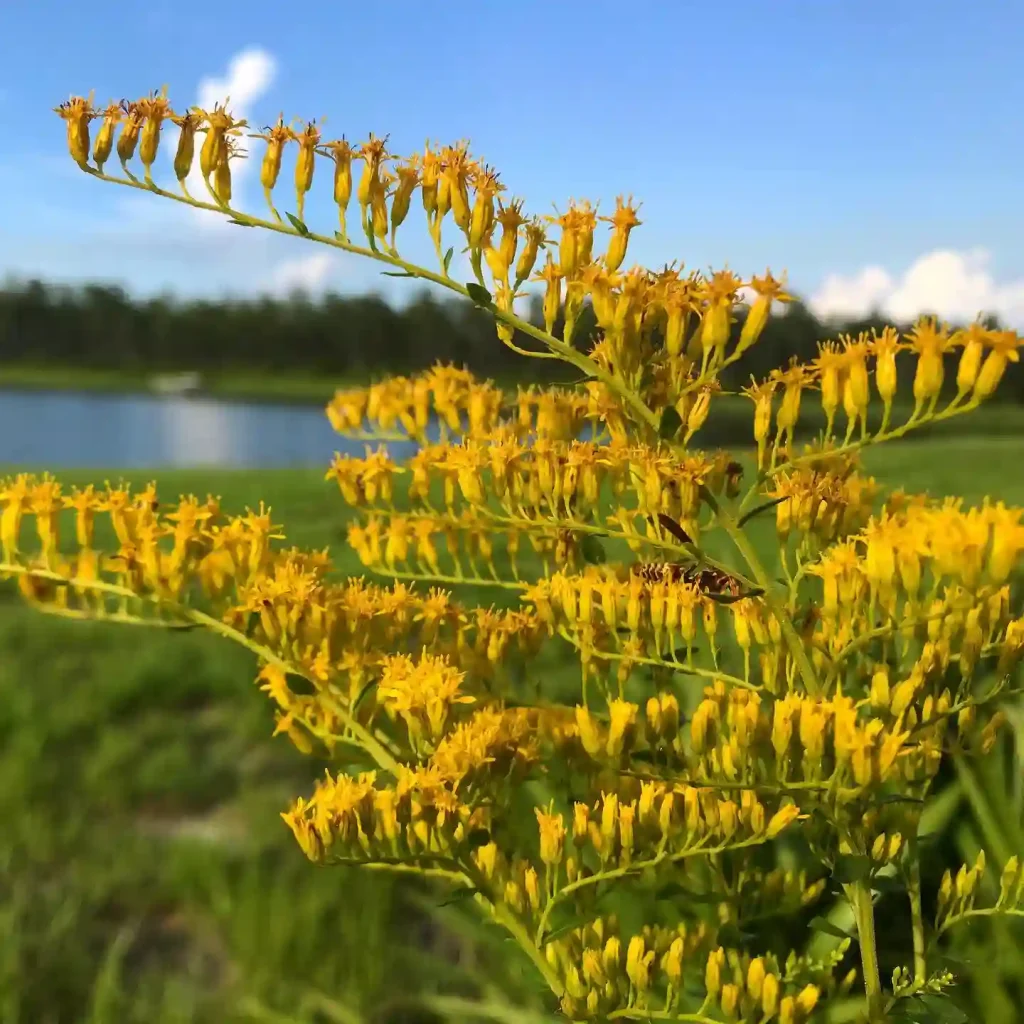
30 90 1024 1023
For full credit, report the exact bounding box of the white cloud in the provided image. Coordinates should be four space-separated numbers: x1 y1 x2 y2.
264 251 339 296
810 248 1024 327
195 49 276 116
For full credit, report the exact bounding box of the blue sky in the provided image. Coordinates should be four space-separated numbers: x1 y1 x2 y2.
3 0 1024 323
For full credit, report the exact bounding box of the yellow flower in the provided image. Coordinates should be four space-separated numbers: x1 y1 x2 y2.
535 807 566 865
906 316 952 411
54 93 96 169
739 270 791 354
974 328 1022 399
599 195 642 272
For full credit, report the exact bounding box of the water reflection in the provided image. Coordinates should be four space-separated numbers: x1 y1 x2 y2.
0 388 419 469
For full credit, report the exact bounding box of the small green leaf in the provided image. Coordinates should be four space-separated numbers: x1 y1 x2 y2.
737 495 789 528
227 217 253 228
655 883 688 901
334 230 347 242
352 678 378 712
464 828 491 849
579 534 607 565
541 907 600 945
286 212 309 236
465 282 493 306
332 743 381 773
715 923 755 946
438 886 478 907
655 882 719 904
833 854 873 884
668 645 699 660
443 247 454 274
380 270 417 278
808 916 855 940
870 873 906 895
659 406 683 440
914 995 969 1024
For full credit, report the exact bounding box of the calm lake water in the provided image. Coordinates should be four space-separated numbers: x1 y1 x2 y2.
0 388 421 469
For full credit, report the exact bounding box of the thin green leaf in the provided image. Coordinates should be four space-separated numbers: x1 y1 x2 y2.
438 886 478 907
737 495 789 528
833 854 873 884
541 908 600 945
380 271 417 278
227 217 253 227
870 873 906 895
351 678 377 712
443 247 454 274
286 212 309 236
466 282 493 306
808 916 855 940
331 743 381 773
655 882 719 904
715 922 755 946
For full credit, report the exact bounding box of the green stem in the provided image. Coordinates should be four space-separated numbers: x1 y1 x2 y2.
907 847 926 983
0 561 401 776
938 906 1024 936
556 628 757 692
608 1012 720 1023
846 880 885 1022
534 833 771 946
368 566 529 591
490 903 565 999
756 397 981 485
84 167 662 438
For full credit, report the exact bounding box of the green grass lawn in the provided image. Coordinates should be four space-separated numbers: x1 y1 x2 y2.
3 432 1024 1023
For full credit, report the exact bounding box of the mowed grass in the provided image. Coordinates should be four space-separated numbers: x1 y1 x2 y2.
2 431 1023 1023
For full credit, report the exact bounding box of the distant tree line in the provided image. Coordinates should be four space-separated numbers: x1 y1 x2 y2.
0 278 1020 400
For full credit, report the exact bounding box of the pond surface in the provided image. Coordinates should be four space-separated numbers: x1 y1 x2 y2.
0 388 420 469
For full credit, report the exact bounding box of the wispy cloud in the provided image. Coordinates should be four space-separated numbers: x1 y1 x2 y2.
264 251 341 296
810 249 1024 328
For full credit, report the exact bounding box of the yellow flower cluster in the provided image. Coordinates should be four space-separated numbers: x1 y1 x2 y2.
283 702 540 864
327 365 596 442
0 473 275 607
935 852 1024 936
531 569 763 682
48 85 1024 1023
566 778 800 868
329 433 742 530
547 916 841 1024
745 322 1023 467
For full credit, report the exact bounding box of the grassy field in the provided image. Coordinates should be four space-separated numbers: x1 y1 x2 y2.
2 432 1024 1023
0 364 560 406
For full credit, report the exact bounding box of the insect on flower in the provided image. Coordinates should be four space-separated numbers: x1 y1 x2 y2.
631 513 758 600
